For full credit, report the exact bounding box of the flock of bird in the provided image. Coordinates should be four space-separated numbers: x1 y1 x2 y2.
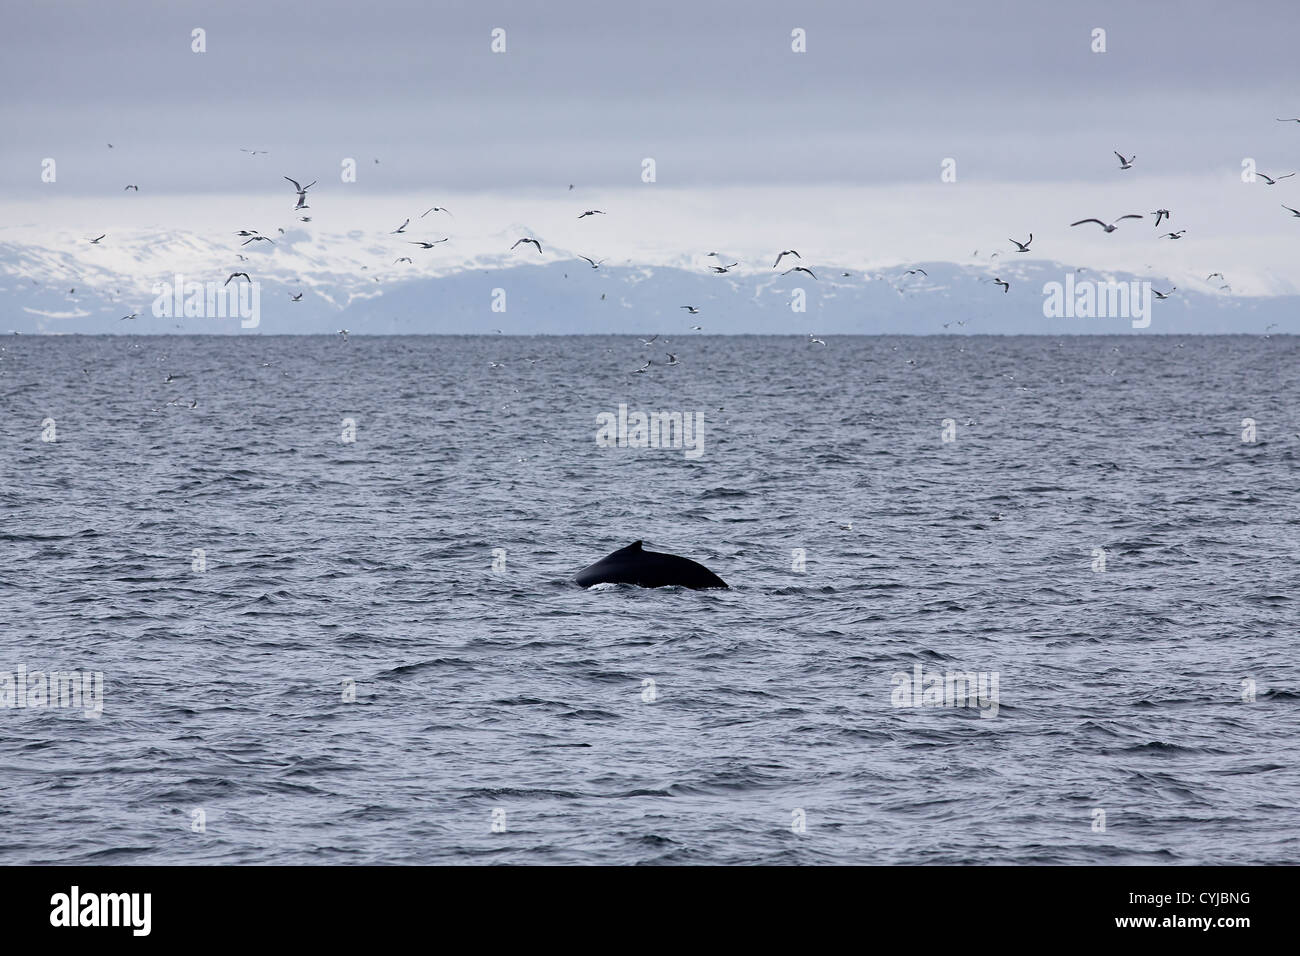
60 117 1300 371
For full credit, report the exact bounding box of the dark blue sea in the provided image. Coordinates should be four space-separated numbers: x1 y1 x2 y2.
1 334 1297 864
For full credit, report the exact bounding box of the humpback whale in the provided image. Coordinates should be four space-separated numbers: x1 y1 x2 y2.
573 541 728 590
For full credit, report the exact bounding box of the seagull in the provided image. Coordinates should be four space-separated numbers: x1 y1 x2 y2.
123 185 139 191
690 325 703 331
420 206 452 218
120 313 138 321
391 219 409 234
578 256 604 269
394 256 413 263
680 306 700 314
290 292 303 301
1151 209 1171 227
664 353 680 366
1070 215 1143 233
641 335 659 346
88 235 106 243
1161 230 1186 239
240 148 269 155
512 238 542 253
632 360 652 374
242 235 274 245
224 272 251 286
992 278 1010 293
773 250 801 268
809 335 827 346
337 329 350 341
577 210 605 218
284 176 316 208
1008 234 1032 252
1206 272 1225 281
905 268 928 276
1114 151 1135 170
409 239 449 249
709 263 739 273
782 266 817 279
1257 172 1296 185
1153 287 1176 299
1282 204 1300 217
1276 118 1300 123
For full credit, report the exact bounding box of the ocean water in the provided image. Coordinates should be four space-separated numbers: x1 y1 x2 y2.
1 333 1297 865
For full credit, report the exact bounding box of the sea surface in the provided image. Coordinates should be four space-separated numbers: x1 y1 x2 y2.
1 334 1297 865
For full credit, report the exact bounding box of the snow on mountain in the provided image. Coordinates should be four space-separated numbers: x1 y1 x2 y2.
0 227 1292 335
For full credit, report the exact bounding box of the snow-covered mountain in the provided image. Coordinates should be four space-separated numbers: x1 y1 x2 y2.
0 227 1292 335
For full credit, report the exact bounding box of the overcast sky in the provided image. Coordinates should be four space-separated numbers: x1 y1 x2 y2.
3 0 1299 297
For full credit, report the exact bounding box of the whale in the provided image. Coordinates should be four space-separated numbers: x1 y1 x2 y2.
572 541 728 590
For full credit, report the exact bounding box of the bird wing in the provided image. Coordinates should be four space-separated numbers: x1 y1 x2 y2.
1070 219 1106 227
1117 214 1144 221
1114 151 1125 162
284 177 301 190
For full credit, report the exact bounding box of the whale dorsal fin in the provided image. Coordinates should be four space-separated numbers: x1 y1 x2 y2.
628 540 643 550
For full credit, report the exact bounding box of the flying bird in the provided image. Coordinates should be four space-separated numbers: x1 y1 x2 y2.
284 176 316 208
632 360 652 374
512 238 542 253
224 272 251 286
992 278 1010 293
905 268 928 276
290 292 303 301
809 335 827 346
709 263 739 273
1070 215 1143 233
240 148 269 155
1282 204 1300 217
664 353 680 366
1114 151 1135 170
409 239 449 249
1153 287 1176 299
242 235 274 245
782 266 817 279
391 219 409 234
420 207 452 218
120 313 138 321
577 210 605 219
394 256 413 263
88 235 105 243
1008 234 1032 252
680 306 700 314
1257 172 1295 185
123 185 138 191
578 256 605 269
1206 272 1225 281
1161 230 1186 239
1151 209 1171 227
1276 118 1300 123
773 250 801 268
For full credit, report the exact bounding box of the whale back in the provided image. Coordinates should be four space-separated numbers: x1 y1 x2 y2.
573 541 728 590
